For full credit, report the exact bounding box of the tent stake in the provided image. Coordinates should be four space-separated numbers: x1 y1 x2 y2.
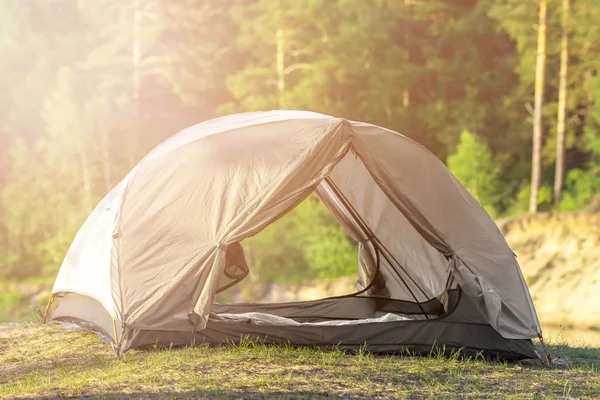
539 335 552 367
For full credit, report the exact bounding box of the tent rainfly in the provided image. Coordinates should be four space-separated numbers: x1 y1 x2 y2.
45 111 543 360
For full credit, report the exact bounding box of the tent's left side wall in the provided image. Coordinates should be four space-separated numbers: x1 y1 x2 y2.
47 176 132 346
50 293 123 346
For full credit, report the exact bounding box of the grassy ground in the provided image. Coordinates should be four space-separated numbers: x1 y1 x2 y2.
1 323 599 399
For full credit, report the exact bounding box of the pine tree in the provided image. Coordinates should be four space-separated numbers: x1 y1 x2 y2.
553 0 570 208
530 0 548 213
448 130 502 217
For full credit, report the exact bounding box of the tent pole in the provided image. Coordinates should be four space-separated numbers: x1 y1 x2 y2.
323 177 431 318
323 177 430 299
112 319 119 347
371 235 432 301
42 295 54 323
369 240 431 320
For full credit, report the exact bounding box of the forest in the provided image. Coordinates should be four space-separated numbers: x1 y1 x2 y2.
0 0 599 286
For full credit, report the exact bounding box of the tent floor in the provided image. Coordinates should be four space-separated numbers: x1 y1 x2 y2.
51 289 541 361
212 310 415 326
121 316 539 362
120 292 539 361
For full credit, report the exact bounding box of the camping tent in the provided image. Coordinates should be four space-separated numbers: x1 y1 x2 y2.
46 110 542 360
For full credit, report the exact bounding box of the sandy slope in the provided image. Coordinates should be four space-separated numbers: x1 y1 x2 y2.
498 204 600 331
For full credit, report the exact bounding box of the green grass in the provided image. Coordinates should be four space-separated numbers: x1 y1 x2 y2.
1 323 599 399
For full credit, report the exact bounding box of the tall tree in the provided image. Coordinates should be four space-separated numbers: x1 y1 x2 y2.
221 1 403 119
530 0 548 213
389 0 519 159
1 67 98 279
488 0 598 212
553 0 570 208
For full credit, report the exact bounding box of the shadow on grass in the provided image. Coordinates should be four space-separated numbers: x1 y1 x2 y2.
12 390 359 399
532 341 600 370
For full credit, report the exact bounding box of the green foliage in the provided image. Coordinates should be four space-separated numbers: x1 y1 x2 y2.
560 168 600 211
0 68 94 280
294 197 357 279
0 289 38 322
243 195 357 283
561 78 600 210
242 208 310 284
0 0 600 290
505 183 553 216
447 130 502 217
0 291 23 312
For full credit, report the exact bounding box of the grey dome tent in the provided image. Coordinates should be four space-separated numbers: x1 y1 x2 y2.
45 111 542 360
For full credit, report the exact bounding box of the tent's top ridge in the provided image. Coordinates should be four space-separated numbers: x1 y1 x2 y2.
185 110 415 148
203 109 335 122
142 110 342 163
142 109 421 166
187 109 338 133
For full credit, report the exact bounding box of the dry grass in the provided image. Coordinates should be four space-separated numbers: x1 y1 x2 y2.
1 323 599 399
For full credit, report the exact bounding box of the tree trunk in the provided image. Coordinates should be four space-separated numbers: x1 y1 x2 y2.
276 28 285 109
75 139 93 213
132 1 141 102
403 0 412 109
530 0 547 213
100 128 112 193
553 0 569 209
129 0 142 167
584 69 594 121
